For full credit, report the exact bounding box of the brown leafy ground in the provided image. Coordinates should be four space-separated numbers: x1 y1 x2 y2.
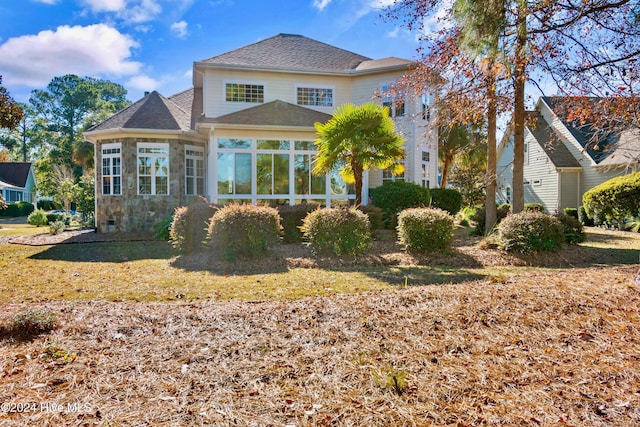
1 230 639 426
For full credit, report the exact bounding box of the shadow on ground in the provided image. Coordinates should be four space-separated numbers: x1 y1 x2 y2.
29 240 174 263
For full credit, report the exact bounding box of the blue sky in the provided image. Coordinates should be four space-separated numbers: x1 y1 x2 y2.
0 0 423 103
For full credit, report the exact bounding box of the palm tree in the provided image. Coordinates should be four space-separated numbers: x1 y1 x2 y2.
313 102 405 206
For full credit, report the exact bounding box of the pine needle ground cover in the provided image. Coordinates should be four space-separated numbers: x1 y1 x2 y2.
0 228 639 425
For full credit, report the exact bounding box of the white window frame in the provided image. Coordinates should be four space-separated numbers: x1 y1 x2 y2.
381 83 405 118
185 145 205 195
102 143 121 196
224 81 265 104
295 85 334 107
137 142 170 195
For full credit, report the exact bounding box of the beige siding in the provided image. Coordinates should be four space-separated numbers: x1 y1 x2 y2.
496 135 514 204
559 171 580 210
523 131 562 212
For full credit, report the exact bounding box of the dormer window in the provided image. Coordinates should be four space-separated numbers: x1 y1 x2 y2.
225 82 264 103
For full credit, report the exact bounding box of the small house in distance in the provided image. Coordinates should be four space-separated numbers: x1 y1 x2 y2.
0 162 36 204
496 96 639 213
84 34 438 233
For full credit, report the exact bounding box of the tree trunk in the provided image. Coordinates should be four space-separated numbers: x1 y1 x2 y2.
353 163 364 207
485 71 497 234
440 152 452 188
512 0 527 214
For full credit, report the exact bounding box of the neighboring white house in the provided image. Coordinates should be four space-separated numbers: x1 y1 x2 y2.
497 96 639 213
84 33 438 232
0 162 36 204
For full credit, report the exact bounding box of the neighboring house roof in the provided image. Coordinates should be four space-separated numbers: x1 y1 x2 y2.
528 112 581 168
199 33 371 71
0 162 32 189
597 129 640 167
542 96 620 164
88 91 192 132
203 100 332 127
355 57 413 71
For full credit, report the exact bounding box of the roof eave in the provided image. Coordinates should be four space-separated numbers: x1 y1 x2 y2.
84 128 203 143
193 62 414 76
196 122 317 132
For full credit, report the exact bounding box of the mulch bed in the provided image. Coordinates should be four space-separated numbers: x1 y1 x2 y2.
8 228 157 246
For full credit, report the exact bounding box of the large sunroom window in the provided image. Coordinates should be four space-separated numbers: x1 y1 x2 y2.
102 143 121 195
185 145 205 195
137 143 169 195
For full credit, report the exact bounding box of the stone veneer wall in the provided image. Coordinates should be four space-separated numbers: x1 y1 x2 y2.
95 137 205 233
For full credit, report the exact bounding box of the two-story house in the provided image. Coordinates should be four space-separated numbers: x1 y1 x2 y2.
84 33 437 233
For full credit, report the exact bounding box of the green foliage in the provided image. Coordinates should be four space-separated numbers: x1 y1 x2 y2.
275 203 320 243
397 207 454 254
430 188 463 215
37 199 60 211
497 211 565 253
373 366 407 396
471 204 511 235
1 308 58 338
461 206 478 221
155 213 173 241
27 208 48 226
208 204 281 261
48 220 66 235
0 75 24 130
313 102 405 205
578 205 594 226
555 213 585 244
358 205 384 230
74 174 95 218
0 201 34 217
564 207 579 219
300 207 371 256
370 181 431 229
170 197 217 253
46 213 69 226
524 202 545 212
583 172 640 229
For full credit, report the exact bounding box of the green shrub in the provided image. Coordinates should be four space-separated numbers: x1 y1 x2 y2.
300 207 371 256
155 212 173 240
397 207 454 254
27 208 48 227
564 207 579 219
0 201 34 217
524 202 545 212
578 205 594 226
276 203 320 243
208 204 281 260
37 199 60 211
171 197 217 253
583 172 640 228
358 205 384 230
2 308 58 338
461 206 479 221
48 220 66 235
45 213 70 226
429 188 463 215
472 204 511 235
497 211 564 253
555 213 585 244
370 181 431 229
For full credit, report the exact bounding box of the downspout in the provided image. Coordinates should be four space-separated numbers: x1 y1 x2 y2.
93 140 98 231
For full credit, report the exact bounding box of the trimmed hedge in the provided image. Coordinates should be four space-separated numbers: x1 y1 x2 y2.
0 201 34 217
524 202 545 212
208 204 281 260
358 205 384 230
583 172 640 228
578 205 594 226
564 207 579 219
170 197 217 253
370 181 431 229
276 203 320 243
397 207 454 254
555 213 585 244
429 188 463 215
472 204 511 235
497 211 564 253
301 207 371 256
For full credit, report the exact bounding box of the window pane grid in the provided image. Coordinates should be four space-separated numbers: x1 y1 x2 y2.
102 145 121 195
297 87 333 107
225 83 264 103
137 143 169 195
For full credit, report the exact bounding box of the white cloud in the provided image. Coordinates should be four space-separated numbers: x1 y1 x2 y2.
0 24 141 87
170 20 188 38
313 0 332 11
126 74 160 91
121 0 162 23
183 68 193 78
386 26 399 38
32 0 59 4
80 0 126 12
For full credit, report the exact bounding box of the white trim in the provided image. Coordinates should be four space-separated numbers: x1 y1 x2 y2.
101 142 122 196
137 142 170 195
185 144 205 196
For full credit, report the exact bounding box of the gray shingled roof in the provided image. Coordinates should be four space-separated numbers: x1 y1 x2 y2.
88 91 191 132
355 57 413 71
202 100 332 127
0 162 32 188
598 129 640 167
200 33 371 71
528 112 581 168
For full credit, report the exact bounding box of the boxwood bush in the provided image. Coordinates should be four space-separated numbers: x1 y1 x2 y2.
472 204 511 235
0 201 34 217
524 202 545 212
583 171 640 228
170 196 217 253
429 188 463 215
564 207 579 219
497 211 564 253
358 204 384 230
555 213 585 244
370 181 431 229
276 203 320 243
397 207 454 254
578 205 595 226
300 207 371 256
208 204 281 260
